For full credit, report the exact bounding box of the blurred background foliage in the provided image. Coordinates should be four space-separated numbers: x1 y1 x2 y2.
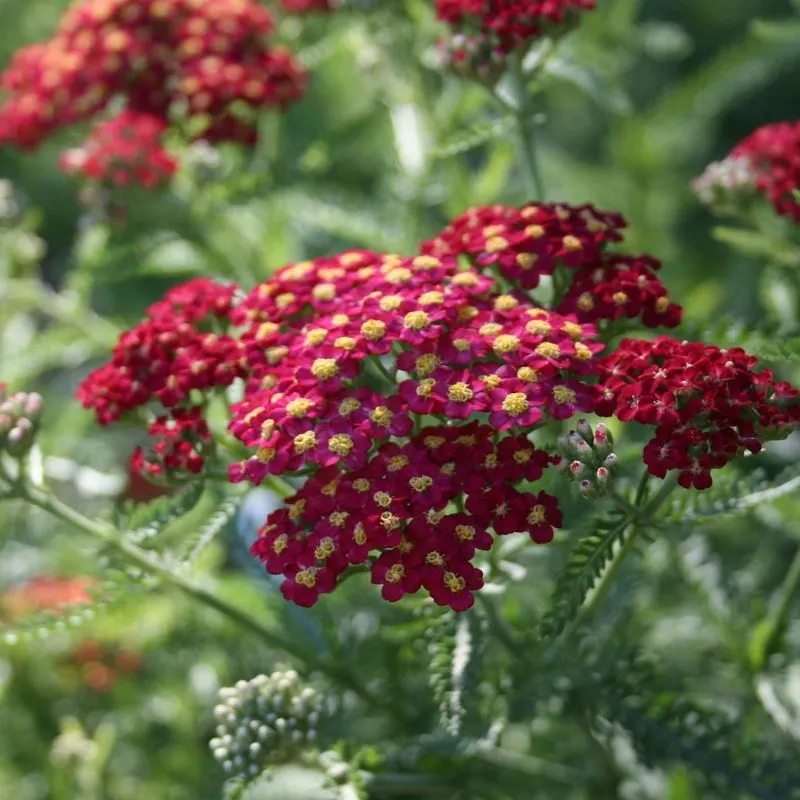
1 0 800 798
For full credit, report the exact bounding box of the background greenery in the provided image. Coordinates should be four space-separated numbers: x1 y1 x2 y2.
1 0 800 798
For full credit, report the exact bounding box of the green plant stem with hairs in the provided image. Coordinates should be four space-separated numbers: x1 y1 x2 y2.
2 471 409 727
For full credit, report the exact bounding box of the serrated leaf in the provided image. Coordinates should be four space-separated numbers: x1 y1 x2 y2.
123 481 205 543
176 491 244 570
432 116 515 160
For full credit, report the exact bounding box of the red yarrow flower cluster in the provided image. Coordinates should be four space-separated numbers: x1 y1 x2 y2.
593 337 800 489
234 249 600 609
281 0 334 12
59 110 177 188
78 277 244 477
730 121 800 221
436 0 596 54
0 0 307 174
422 201 682 331
1 575 96 620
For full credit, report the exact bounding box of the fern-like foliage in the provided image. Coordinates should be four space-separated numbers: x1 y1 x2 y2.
120 480 205 546
432 116 514 160
663 464 800 528
175 490 245 571
678 317 800 362
425 608 486 737
589 644 800 799
538 511 629 642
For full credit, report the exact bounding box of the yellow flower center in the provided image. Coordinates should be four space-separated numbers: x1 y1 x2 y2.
329 511 349 527
338 397 361 416
534 342 561 359
409 475 433 492
426 551 444 566
374 491 393 508
443 572 466 592
288 499 306 521
353 522 367 545
387 267 412 284
575 343 592 361
455 524 476 541
448 382 474 403
260 419 275 439
502 392 529 416
485 453 498 469
370 406 393 427
379 294 403 311
386 563 405 583
275 292 295 309
322 479 339 497
293 431 318 454
455 434 477 446
256 446 276 463
453 338 470 352
416 353 441 376
452 273 478 286
328 434 354 456
361 319 387 340
514 448 532 464
295 568 317 588
403 310 431 330
331 313 350 325
479 322 502 337
380 512 401 530
525 224 545 239
562 235 582 252
526 320 552 336
424 435 445 449
314 537 336 560
613 291 629 306
485 235 509 253
577 292 594 311
387 455 409 472
491 334 519 354
655 296 670 313
552 385 577 404
286 398 314 418
352 478 371 492
312 283 336 301
334 336 357 351
561 322 583 339
412 255 441 270
311 358 339 380
441 462 456 476
304 328 327 346
419 291 444 305
256 322 279 339
527 505 546 525
417 378 436 397
272 534 289 554
494 294 519 311
482 224 505 238
516 253 536 269
517 366 538 383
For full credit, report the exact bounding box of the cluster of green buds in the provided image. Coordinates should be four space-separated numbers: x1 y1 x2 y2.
209 669 329 793
556 419 617 498
0 387 44 457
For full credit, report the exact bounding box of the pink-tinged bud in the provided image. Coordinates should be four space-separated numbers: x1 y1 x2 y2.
574 438 592 456
576 418 593 441
569 460 585 477
579 479 593 496
596 467 610 483
23 393 43 419
0 413 12 434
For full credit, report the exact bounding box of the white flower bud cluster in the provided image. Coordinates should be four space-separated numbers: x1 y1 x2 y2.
692 155 757 210
209 670 328 787
556 420 617 498
0 389 44 457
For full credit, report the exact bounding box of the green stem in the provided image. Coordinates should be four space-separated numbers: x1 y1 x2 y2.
513 107 545 201
748 543 800 671
477 593 522 656
21 484 399 722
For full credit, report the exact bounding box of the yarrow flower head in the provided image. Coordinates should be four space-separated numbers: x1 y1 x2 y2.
435 0 596 56
422 201 683 331
1 575 96 620
77 277 244 478
236 250 594 609
0 0 307 184
59 110 177 189
593 337 800 489
694 121 800 221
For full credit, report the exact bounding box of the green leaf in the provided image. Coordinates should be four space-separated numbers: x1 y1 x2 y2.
432 116 515 160
175 491 244 570
751 19 800 44
544 58 634 115
122 481 206 544
712 226 800 268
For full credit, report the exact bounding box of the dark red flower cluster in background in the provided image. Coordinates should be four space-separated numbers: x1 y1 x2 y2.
594 338 800 489
0 0 307 186
731 121 800 221
78 278 245 477
436 0 596 57
76 200 798 609
280 0 334 12
59 110 177 188
422 202 683 330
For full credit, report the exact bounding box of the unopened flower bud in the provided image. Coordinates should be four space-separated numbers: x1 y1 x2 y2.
576 419 593 442
603 453 618 469
579 479 593 497
596 467 610 484
569 460 585 477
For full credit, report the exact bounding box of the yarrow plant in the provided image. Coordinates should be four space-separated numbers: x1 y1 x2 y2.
3 2 800 798
0 0 306 186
